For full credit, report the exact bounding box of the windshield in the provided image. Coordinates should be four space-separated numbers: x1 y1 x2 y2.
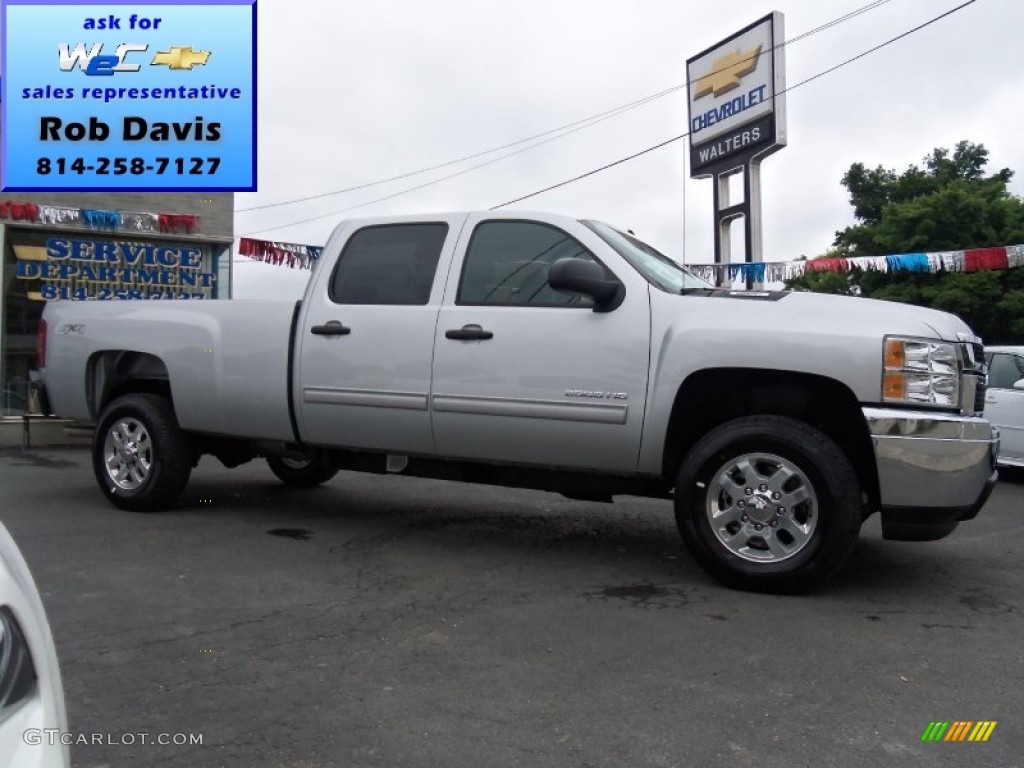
582 220 713 292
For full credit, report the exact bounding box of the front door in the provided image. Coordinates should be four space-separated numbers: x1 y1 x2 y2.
297 216 464 454
430 216 650 473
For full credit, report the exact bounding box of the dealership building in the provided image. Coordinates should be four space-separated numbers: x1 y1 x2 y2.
0 165 234 440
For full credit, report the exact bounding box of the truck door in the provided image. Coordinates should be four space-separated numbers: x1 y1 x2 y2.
430 215 651 472
296 216 465 454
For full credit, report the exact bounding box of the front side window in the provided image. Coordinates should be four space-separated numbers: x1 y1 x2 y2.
986 353 1024 390
329 223 448 305
457 221 600 307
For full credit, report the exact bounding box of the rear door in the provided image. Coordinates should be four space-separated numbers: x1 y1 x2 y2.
429 214 651 472
297 215 466 453
984 351 1024 463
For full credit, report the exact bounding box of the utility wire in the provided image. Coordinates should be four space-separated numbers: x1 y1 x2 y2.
239 126 631 235
240 0 970 237
489 0 976 210
235 0 891 216
786 0 892 45
234 85 680 213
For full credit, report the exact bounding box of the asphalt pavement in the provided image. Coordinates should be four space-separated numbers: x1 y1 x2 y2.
2 445 1022 768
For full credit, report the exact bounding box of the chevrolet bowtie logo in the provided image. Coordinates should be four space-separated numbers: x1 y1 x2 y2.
695 45 762 99
151 46 211 70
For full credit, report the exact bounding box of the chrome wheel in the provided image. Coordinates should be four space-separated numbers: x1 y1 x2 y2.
278 456 312 470
266 452 338 487
103 417 153 491
706 452 817 563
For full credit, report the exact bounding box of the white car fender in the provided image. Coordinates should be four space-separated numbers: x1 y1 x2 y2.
0 520 70 768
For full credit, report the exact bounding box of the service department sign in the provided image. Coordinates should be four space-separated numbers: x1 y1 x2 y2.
686 12 786 177
13 236 216 301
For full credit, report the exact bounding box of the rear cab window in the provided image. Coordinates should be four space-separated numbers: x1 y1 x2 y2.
329 223 449 305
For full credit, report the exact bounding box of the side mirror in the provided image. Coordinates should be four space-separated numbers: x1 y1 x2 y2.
548 258 624 312
1013 379 1024 391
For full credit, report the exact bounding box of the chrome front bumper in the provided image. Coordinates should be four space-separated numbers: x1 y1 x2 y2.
863 407 999 541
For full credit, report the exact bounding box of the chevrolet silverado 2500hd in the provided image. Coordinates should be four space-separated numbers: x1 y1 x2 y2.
37 211 998 592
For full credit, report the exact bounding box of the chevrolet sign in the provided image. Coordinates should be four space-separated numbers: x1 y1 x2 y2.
686 12 786 176
694 46 762 99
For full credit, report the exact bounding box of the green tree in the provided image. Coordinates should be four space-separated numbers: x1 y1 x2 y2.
786 141 1024 342
833 141 1023 255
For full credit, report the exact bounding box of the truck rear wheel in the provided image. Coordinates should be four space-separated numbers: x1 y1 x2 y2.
92 394 193 512
674 415 862 594
266 453 338 487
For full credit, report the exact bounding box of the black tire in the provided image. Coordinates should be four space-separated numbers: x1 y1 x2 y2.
266 453 338 487
675 415 862 594
92 394 193 512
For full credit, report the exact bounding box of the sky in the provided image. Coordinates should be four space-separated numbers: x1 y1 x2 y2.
7 0 1024 298
230 0 1024 298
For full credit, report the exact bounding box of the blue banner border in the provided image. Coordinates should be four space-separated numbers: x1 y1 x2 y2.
0 0 258 192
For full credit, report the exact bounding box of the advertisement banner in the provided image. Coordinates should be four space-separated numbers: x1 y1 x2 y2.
0 0 257 191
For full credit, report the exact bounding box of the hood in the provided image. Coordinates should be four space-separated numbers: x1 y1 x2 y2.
651 288 980 405
675 288 978 343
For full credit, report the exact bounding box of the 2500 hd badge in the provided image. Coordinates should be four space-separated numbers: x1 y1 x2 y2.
565 389 628 399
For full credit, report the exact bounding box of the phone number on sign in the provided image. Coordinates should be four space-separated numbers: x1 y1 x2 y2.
36 157 221 176
41 286 207 301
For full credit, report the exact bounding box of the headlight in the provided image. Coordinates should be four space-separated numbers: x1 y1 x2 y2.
882 336 960 407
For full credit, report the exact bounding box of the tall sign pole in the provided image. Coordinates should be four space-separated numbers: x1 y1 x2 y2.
686 12 787 286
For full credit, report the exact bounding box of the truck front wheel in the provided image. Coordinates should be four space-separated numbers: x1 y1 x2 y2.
674 415 862 594
92 394 193 512
266 453 338 487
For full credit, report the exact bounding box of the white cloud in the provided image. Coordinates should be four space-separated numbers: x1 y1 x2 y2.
230 259 311 300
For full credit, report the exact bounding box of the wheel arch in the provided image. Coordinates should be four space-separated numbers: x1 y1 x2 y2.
662 368 879 512
87 351 173 421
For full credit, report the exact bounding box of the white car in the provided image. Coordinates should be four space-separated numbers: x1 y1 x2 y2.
984 346 1024 467
0 521 70 767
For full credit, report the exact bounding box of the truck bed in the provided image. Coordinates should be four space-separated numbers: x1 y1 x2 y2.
43 300 299 442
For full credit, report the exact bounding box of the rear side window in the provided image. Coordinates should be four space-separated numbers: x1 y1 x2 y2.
330 223 448 305
986 353 1024 389
457 220 600 307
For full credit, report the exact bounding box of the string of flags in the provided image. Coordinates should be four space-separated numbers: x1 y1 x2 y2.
234 238 1024 279
237 237 323 270
684 244 1024 285
0 198 201 234
0 197 321 268
11 192 1018 283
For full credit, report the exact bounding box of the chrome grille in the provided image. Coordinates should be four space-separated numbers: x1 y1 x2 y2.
959 341 987 415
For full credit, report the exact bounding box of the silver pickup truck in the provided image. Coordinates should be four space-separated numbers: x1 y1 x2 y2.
37 211 998 593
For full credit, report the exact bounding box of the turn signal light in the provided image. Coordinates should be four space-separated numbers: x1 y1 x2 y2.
883 372 908 400
884 339 905 370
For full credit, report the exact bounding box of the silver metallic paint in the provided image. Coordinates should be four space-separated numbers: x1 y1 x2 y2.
41 209 998 516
